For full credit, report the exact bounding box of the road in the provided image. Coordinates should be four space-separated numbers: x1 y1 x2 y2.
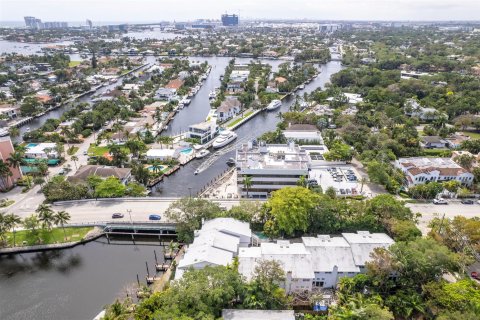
49 198 241 224
407 202 480 234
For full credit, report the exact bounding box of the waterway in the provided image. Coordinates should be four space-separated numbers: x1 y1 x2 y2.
0 239 165 320
152 58 343 197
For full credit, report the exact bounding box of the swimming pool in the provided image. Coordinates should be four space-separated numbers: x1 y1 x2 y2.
147 165 167 172
26 143 38 148
180 148 193 154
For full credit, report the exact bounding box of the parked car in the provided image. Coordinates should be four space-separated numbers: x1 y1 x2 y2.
83 151 88 155
149 214 162 221
433 198 448 205
57 169 65 175
112 213 124 219
461 199 474 205
471 271 479 280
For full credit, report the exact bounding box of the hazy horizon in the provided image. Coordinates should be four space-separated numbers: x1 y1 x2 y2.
1 0 480 22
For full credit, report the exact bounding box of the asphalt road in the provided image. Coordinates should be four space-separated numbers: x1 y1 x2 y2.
407 202 480 234
50 198 241 224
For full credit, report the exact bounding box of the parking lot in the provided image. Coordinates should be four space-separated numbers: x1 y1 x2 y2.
309 166 367 196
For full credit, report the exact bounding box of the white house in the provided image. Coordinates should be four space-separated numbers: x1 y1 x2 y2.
146 148 179 161
215 97 242 122
395 157 474 187
155 88 176 101
25 143 58 159
282 124 323 144
187 120 217 144
238 241 315 293
404 99 443 121
175 218 253 280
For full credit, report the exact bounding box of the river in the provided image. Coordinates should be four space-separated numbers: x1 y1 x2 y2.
0 239 166 320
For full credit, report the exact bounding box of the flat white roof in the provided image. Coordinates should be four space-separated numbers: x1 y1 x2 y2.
191 229 240 254
178 244 234 269
202 218 252 240
146 149 176 157
342 231 394 266
222 309 295 320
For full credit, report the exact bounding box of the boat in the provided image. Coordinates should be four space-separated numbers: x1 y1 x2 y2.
266 99 282 111
195 149 210 159
212 130 237 149
109 78 117 84
209 91 217 99
226 158 236 166
25 127 31 132
194 169 200 175
180 98 191 105
298 84 305 89
178 103 184 109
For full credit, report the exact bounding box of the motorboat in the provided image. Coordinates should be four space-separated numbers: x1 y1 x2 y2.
298 84 305 90
194 169 200 175
25 127 31 132
180 98 191 105
178 103 184 109
266 99 282 111
226 158 236 166
212 130 237 148
195 149 210 159
209 91 217 99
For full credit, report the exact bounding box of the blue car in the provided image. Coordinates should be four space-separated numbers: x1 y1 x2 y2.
149 214 162 221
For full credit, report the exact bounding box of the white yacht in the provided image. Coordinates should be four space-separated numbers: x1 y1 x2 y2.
266 99 282 111
195 149 210 159
212 130 237 149
180 98 191 105
209 91 217 99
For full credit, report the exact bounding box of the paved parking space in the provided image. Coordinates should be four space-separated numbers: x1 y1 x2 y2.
309 166 368 196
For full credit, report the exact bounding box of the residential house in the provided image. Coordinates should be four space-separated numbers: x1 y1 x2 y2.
25 143 58 159
222 310 294 320
165 78 184 93
445 134 470 149
404 99 441 121
187 120 217 144
145 148 179 161
395 157 474 187
155 88 176 101
226 81 243 94
67 165 132 185
0 104 19 119
215 97 242 122
175 218 252 280
420 136 448 149
282 124 323 144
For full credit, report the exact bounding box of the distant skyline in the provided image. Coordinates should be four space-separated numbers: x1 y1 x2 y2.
1 0 480 22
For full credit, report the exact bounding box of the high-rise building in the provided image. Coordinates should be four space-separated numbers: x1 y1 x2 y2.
221 14 239 27
0 135 23 190
24 16 68 29
86 19 93 29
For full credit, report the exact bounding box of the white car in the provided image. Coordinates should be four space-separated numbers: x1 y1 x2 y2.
433 198 448 205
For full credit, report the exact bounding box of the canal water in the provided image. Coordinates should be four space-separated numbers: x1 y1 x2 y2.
152 58 343 197
0 239 165 320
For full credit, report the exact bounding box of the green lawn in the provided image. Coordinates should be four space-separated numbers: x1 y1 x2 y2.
88 145 110 156
5 227 94 247
68 61 81 68
227 110 254 128
422 148 452 157
67 146 79 155
462 131 480 139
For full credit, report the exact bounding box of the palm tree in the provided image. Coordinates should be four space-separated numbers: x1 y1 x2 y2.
5 213 21 247
0 212 7 245
53 210 71 241
8 126 20 138
7 150 24 178
36 204 55 231
242 175 252 198
0 160 13 191
60 127 73 149
359 177 368 194
71 155 79 170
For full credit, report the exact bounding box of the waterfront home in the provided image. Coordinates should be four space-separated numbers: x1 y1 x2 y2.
175 218 253 280
155 88 176 101
187 120 217 144
0 104 19 119
68 165 132 185
395 157 474 188
0 135 22 189
226 81 243 94
215 97 242 122
235 141 309 198
146 148 179 161
25 143 58 159
165 78 184 92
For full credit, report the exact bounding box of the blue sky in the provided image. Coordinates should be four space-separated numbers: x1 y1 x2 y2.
1 0 479 22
